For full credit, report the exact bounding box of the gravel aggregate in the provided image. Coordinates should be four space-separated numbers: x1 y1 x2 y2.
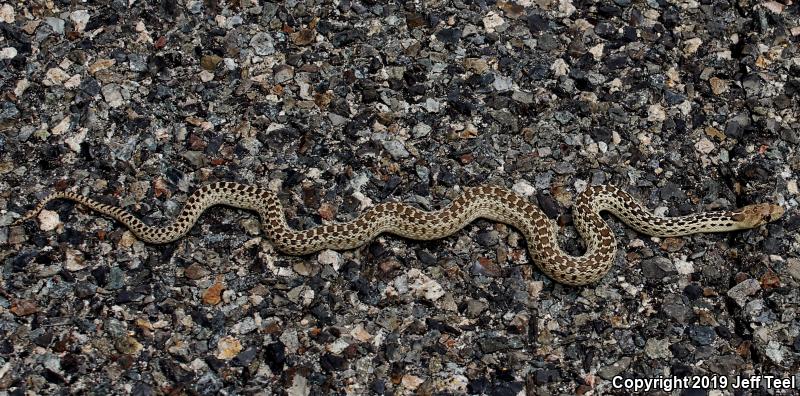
1 0 799 394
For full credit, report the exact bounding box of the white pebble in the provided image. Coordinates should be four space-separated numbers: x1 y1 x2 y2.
482 12 505 33
318 250 342 271
574 179 588 193
101 84 124 108
762 1 784 14
287 285 314 306
674 258 694 275
493 74 513 92
637 132 652 146
0 47 17 60
38 209 61 231
550 58 569 77
350 324 373 342
288 374 309 396
0 4 14 23
588 43 604 60
683 37 703 55
537 147 552 157
14 79 29 96
695 137 715 154
51 116 71 135
557 0 577 16
424 98 440 112
412 123 432 138
70 10 90 32
677 100 692 115
223 58 237 71
647 104 666 122
407 268 444 301
65 249 87 271
45 17 65 34
44 68 69 86
628 239 646 248
64 74 81 90
327 338 350 354
786 179 797 195
511 180 536 197
199 70 214 82
764 341 786 364
64 128 87 153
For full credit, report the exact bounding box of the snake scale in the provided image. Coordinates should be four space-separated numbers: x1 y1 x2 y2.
11 182 783 285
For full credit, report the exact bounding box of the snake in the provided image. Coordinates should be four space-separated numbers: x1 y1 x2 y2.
10 182 784 285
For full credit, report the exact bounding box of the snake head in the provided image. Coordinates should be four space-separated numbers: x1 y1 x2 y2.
732 203 785 228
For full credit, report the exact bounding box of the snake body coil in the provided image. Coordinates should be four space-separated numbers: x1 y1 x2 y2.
12 182 783 285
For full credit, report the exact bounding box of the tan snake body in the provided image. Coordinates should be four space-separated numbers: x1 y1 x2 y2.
11 182 783 285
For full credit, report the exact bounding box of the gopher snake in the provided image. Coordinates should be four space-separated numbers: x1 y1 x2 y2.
11 182 783 285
